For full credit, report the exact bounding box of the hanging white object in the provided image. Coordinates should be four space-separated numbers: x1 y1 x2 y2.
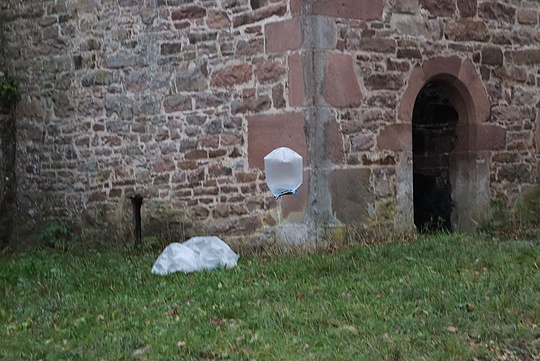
151 236 239 275
264 147 303 199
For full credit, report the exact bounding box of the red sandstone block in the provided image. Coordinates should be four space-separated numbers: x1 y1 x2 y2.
255 60 286 84
247 112 307 170
233 4 286 28
288 52 305 107
422 55 462 81
419 0 455 17
476 124 506 151
185 149 208 160
265 18 302 53
290 0 302 16
326 120 345 164
210 63 253 88
444 19 490 42
282 170 309 218
323 53 363 108
312 0 383 20
377 124 412 152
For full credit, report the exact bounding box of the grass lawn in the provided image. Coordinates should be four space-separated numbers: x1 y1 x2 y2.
1 233 539 360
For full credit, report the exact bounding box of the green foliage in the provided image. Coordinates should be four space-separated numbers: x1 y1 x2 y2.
0 72 21 107
517 188 540 227
1 234 539 360
38 221 70 250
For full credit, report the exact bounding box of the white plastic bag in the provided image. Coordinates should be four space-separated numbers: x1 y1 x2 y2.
264 147 303 198
151 236 239 275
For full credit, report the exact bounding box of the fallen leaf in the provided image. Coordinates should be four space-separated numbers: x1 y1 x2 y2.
212 317 221 325
295 293 305 301
133 345 150 356
447 326 458 333
346 325 358 334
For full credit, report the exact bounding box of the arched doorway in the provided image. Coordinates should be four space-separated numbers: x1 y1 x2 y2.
379 56 506 232
412 83 458 232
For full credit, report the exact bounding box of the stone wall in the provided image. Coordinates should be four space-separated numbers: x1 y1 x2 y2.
1 0 539 246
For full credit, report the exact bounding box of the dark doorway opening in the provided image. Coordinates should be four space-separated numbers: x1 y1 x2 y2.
412 83 458 232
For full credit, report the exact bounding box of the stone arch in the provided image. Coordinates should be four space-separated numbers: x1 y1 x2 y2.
379 56 506 232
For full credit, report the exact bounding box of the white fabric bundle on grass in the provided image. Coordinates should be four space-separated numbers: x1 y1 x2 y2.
152 236 239 275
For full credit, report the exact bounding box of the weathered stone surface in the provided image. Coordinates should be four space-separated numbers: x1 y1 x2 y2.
444 19 490 42
517 8 538 25
161 42 182 55
330 169 374 225
171 6 206 21
349 37 396 53
174 64 208 92
457 0 477 17
479 2 516 23
231 96 271 114
476 124 506 151
211 63 252 88
265 18 302 53
326 120 345 164
365 73 404 91
377 124 412 151
312 0 383 20
81 70 113 87
387 59 410 72
282 170 309 218
247 113 307 170
255 61 286 84
194 93 225 109
397 47 422 59
236 39 264 57
388 0 419 14
482 46 503 66
323 53 363 108
207 10 231 29
189 32 218 44
512 50 540 65
498 164 531 183
52 92 75 118
351 133 375 151
390 14 431 38
272 83 286 109
422 55 462 80
163 95 192 113
233 4 286 27
288 53 305 107
419 0 455 17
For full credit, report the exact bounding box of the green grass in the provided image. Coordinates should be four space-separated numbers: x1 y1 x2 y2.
1 234 539 360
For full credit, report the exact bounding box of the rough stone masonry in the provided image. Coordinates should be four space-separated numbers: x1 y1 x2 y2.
0 0 539 247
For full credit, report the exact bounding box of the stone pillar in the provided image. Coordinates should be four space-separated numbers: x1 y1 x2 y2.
262 0 384 244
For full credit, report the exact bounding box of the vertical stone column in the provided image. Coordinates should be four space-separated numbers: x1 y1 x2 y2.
264 0 382 244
